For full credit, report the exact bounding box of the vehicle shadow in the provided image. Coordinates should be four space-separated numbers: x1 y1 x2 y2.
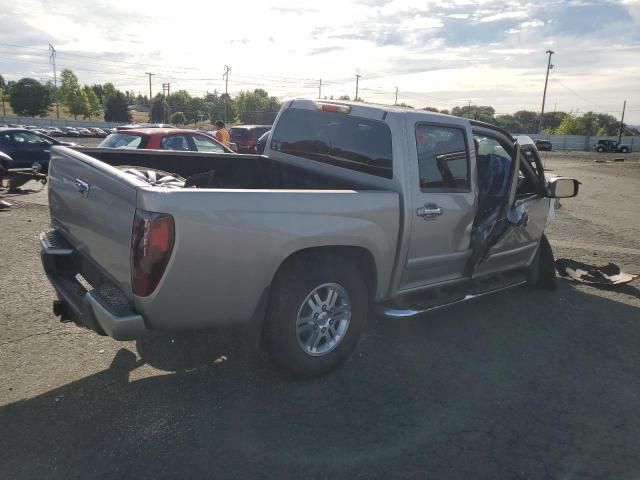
2 280 640 479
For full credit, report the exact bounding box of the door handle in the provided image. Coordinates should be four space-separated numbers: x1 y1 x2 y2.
75 178 90 198
417 204 442 219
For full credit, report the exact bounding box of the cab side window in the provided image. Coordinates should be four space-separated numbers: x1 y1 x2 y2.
415 124 469 190
13 131 47 145
161 134 193 151
191 134 225 153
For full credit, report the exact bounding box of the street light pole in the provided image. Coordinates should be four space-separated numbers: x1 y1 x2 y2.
355 74 361 101
538 49 555 133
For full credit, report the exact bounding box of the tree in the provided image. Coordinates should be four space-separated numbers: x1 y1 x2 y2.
104 91 132 122
494 114 522 133
8 78 53 117
513 110 539 133
58 69 89 119
0 75 7 116
170 111 186 125
451 105 495 122
234 89 281 124
149 95 168 123
338 95 350 100
397 102 414 108
422 107 439 112
83 85 102 118
555 113 581 135
103 83 117 101
91 84 104 105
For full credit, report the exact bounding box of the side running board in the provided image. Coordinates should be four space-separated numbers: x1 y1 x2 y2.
379 280 527 318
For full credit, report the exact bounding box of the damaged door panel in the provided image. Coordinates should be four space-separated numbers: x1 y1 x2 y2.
472 138 550 277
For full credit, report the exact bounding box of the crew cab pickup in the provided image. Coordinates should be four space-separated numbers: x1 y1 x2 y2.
40 99 579 377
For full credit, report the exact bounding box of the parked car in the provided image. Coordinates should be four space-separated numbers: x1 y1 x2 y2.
534 139 552 151
87 127 108 138
98 128 233 153
594 139 630 153
75 128 93 137
255 130 270 154
61 127 81 137
229 125 271 153
0 127 78 172
44 127 65 137
40 100 579 377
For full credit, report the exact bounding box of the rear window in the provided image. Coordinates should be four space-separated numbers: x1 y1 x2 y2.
252 127 270 139
270 108 393 178
99 133 146 149
229 128 249 141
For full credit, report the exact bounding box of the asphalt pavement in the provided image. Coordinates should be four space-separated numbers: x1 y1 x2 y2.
1 152 639 479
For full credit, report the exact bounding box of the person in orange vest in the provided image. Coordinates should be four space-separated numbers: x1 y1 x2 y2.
214 120 231 148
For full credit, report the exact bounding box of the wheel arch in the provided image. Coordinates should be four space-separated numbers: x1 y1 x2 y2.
272 246 378 301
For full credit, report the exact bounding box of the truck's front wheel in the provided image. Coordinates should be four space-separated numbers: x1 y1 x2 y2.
264 255 368 377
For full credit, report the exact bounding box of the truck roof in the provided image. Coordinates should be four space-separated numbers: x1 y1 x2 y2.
285 98 513 140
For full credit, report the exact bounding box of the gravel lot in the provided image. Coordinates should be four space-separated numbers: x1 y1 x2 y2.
1 151 639 479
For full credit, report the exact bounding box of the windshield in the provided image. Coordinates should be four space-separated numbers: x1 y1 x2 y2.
99 133 145 149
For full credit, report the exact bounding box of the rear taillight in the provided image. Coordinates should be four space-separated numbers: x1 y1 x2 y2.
131 209 175 297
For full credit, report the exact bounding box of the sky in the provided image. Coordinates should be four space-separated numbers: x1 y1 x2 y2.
1 0 640 123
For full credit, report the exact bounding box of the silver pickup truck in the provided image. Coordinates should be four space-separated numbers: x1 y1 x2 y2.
40 99 579 377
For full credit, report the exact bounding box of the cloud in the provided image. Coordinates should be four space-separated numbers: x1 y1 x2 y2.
0 0 638 122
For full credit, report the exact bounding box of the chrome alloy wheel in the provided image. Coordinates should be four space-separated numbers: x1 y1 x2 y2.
295 283 351 356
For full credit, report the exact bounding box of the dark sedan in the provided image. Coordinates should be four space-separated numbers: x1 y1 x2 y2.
0 128 78 172
534 139 552 151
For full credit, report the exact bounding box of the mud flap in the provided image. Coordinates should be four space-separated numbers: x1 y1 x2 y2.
527 234 556 290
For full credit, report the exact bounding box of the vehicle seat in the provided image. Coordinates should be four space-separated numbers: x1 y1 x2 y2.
476 152 511 217
165 136 189 151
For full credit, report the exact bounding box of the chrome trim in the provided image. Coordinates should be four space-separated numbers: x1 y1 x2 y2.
379 280 527 318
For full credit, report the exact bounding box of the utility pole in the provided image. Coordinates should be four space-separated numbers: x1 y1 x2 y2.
223 65 231 123
49 44 59 119
162 83 170 123
355 74 361 101
538 49 555 133
468 99 472 118
1 87 5 116
145 72 154 107
394 87 398 105
318 79 322 99
617 100 627 145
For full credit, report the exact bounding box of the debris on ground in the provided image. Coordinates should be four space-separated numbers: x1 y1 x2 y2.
555 258 639 286
214 355 228 364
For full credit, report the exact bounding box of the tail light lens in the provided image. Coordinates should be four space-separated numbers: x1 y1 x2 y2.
131 209 175 297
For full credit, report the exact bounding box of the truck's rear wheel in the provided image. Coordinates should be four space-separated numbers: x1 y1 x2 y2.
264 255 368 377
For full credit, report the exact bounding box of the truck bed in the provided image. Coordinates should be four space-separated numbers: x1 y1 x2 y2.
75 147 372 190
44 146 400 338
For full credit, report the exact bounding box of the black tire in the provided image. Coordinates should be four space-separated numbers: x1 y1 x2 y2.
527 234 556 290
620 147 629 153
264 253 369 378
597 147 605 153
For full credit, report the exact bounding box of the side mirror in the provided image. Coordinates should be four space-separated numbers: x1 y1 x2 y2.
547 177 580 198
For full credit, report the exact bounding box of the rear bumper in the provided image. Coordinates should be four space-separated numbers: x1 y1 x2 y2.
40 230 148 340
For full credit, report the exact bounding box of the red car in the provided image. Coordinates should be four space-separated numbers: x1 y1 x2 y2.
229 125 271 153
98 128 232 153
